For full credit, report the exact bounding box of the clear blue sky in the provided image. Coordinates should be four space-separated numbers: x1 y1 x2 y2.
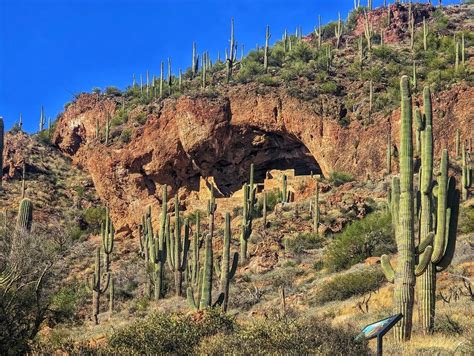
0 0 459 133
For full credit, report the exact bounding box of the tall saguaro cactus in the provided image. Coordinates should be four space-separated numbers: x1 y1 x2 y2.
312 182 320 235
226 17 235 83
380 76 426 341
148 209 167 301
462 144 471 200
199 229 213 309
240 184 253 264
281 174 288 203
418 149 460 334
219 213 238 311
88 248 110 324
167 195 190 297
16 198 33 232
101 207 114 272
264 25 271 72
335 12 343 48
387 133 392 175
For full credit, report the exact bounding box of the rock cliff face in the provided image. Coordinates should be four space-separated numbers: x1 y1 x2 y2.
52 83 473 236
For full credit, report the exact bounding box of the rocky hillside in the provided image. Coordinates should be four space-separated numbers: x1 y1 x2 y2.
1 2 473 355
51 3 473 237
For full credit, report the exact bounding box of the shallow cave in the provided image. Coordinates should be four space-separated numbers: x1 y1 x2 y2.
201 128 322 196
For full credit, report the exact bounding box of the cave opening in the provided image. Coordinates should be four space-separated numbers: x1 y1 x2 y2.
206 128 322 196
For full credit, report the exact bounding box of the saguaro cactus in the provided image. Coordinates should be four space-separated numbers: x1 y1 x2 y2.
455 129 461 159
167 195 190 297
192 42 199 77
380 76 430 342
281 174 288 203
263 191 267 228
462 144 471 200
335 12 343 48
264 25 271 72
199 230 213 309
417 149 460 334
202 52 207 89
315 15 322 48
160 61 164 98
387 133 392 175
148 211 167 301
219 213 238 311
313 183 320 236
139 207 151 298
39 106 45 132
101 207 114 272
109 277 114 314
423 16 428 51
190 211 201 286
226 17 235 83
240 184 253 264
88 247 110 324
16 198 33 232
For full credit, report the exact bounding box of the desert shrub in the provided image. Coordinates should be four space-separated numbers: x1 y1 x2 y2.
105 86 121 96
433 315 463 335
288 42 316 63
268 44 286 67
328 171 354 186
82 206 106 233
313 268 385 305
111 108 128 127
458 205 474 234
120 129 131 143
133 112 148 125
286 232 324 255
255 189 280 217
0 231 55 355
324 211 395 272
37 128 53 145
320 81 338 94
237 60 265 83
197 316 369 355
257 74 279 87
104 309 234 354
50 283 88 323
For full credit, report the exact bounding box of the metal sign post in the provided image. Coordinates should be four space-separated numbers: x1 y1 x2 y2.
355 313 403 356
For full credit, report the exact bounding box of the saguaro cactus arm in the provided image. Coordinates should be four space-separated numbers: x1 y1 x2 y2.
381 255 395 283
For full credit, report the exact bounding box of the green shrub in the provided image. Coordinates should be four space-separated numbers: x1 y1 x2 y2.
324 211 396 272
105 86 121 96
134 112 148 125
312 268 385 304
50 283 88 323
120 129 131 143
104 309 234 354
458 205 474 234
82 206 106 233
237 60 265 83
433 315 463 335
286 232 324 255
197 316 369 355
288 42 316 63
111 109 128 127
37 129 53 145
257 75 279 87
255 189 280 217
320 81 338 94
328 171 354 186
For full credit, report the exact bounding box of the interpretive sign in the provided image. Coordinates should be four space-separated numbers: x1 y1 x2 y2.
355 313 403 356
